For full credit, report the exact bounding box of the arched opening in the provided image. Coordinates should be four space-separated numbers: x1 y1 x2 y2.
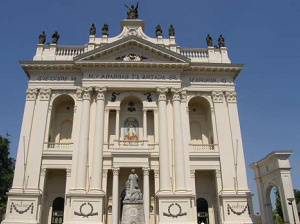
48 95 75 148
197 198 209 224
188 97 213 151
51 197 64 224
265 185 285 224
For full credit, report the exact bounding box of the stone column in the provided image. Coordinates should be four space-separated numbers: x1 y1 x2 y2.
114 109 120 147
143 109 147 141
75 87 93 190
171 88 186 191
91 87 107 192
211 91 236 192
214 169 223 223
143 168 150 224
112 168 120 224
225 91 248 191
26 89 51 190
156 88 171 192
11 89 38 190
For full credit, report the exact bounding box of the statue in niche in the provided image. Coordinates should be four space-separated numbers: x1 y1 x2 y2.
90 23 96 35
52 31 60 44
124 2 139 19
155 25 163 37
169 25 175 37
124 117 139 141
102 24 109 36
218 34 225 48
124 169 143 202
206 34 213 47
39 31 46 44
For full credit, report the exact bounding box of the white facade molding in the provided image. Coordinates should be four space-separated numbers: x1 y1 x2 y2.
38 88 51 101
225 91 237 103
211 91 224 103
26 88 38 101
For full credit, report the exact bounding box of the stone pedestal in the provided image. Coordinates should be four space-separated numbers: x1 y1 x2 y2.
121 201 145 224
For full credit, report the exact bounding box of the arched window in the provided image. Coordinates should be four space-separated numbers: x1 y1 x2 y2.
197 198 209 224
51 197 64 224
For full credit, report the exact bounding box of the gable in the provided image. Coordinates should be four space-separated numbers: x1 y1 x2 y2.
74 36 190 64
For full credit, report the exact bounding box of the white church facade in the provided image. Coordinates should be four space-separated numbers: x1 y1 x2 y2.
4 17 257 224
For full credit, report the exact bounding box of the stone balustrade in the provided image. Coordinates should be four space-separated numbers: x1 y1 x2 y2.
46 142 73 150
180 48 209 62
189 143 218 152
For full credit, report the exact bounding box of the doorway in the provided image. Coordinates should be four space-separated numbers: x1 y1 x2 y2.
197 198 209 224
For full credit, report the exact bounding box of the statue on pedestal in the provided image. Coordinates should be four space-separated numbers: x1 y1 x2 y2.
156 25 163 37
52 31 60 44
169 25 175 37
39 31 46 44
90 23 96 35
124 2 139 19
121 169 145 224
218 34 225 48
102 24 109 36
206 34 213 47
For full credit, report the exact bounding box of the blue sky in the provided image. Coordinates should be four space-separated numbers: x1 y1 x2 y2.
0 0 299 213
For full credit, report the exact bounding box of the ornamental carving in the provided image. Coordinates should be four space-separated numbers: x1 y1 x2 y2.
211 91 224 103
74 202 98 218
26 89 38 101
116 53 148 62
142 167 150 176
227 203 250 216
225 91 237 103
40 168 46 176
10 202 34 214
163 203 187 218
66 169 72 177
181 90 187 103
76 88 83 100
190 170 195 178
170 88 181 102
156 88 168 101
112 168 120 176
215 169 221 178
103 169 108 178
39 89 51 101
111 92 120 102
82 87 93 100
143 92 152 102
95 87 107 101
154 169 159 178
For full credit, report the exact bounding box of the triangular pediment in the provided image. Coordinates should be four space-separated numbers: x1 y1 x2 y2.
74 36 190 63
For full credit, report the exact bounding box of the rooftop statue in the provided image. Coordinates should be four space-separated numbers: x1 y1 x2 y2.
39 31 46 44
206 34 213 47
102 24 109 36
169 25 175 37
156 25 163 37
90 23 96 35
124 2 139 19
124 169 143 202
218 34 225 48
52 31 60 44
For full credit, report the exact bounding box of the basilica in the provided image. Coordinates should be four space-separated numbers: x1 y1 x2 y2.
4 13 257 224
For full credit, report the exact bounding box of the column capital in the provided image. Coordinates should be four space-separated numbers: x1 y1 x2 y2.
170 87 182 102
26 88 38 101
154 169 159 178
143 108 148 113
39 88 51 101
40 168 47 176
215 169 221 178
112 168 120 176
190 169 195 178
225 91 237 103
76 87 93 101
156 87 168 101
142 167 150 176
66 168 72 177
94 86 107 101
103 169 108 178
211 91 224 103
181 90 187 103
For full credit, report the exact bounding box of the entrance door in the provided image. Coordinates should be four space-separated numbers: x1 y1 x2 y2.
197 198 209 224
51 197 65 224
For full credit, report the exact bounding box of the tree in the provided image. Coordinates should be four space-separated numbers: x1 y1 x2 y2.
0 134 15 213
275 188 300 221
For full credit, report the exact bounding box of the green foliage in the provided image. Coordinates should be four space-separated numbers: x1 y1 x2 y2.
274 188 300 222
0 134 15 212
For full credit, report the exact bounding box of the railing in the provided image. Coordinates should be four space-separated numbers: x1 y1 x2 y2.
47 142 73 150
56 46 85 58
180 48 209 62
189 143 217 152
118 140 146 147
